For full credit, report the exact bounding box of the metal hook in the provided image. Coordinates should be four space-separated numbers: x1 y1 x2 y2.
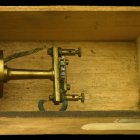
38 98 68 112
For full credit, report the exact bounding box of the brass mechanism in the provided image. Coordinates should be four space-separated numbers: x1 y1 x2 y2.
0 47 84 111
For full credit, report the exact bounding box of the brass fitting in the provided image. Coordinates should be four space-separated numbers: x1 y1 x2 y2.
0 47 84 110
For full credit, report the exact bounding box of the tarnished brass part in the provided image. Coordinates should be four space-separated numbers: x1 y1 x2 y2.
4 66 54 82
63 92 85 102
80 92 85 103
58 48 81 57
0 46 84 110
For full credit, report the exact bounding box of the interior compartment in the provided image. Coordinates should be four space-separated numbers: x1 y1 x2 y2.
0 6 140 134
0 41 139 111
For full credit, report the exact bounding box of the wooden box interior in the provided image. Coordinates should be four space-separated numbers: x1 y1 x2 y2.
0 6 140 134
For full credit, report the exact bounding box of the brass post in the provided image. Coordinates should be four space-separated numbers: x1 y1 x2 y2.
4 66 54 82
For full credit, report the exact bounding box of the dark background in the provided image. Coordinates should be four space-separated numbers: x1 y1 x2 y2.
0 0 139 6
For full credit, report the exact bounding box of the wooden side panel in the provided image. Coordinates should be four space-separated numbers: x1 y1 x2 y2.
0 6 140 11
0 116 140 134
0 10 139 41
0 41 138 111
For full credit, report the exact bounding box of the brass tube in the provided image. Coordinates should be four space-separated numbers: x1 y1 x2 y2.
4 66 54 82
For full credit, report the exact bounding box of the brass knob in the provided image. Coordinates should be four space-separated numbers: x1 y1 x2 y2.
58 47 81 57
76 48 81 57
80 92 85 103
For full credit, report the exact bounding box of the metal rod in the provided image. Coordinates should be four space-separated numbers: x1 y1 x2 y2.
4 66 54 82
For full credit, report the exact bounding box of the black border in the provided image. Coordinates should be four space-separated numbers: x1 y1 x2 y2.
0 0 139 6
0 0 139 138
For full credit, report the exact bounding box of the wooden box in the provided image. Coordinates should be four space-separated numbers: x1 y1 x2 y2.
0 6 140 134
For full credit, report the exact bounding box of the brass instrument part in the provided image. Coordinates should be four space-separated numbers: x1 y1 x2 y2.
0 47 84 111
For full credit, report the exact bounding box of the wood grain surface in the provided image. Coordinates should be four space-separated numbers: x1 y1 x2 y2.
0 6 139 135
0 7 139 41
0 41 138 111
0 116 140 134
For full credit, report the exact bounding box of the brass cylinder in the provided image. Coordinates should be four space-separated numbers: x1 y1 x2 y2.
4 66 54 82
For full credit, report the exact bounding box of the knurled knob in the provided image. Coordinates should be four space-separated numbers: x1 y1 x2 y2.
76 48 81 57
80 92 85 103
